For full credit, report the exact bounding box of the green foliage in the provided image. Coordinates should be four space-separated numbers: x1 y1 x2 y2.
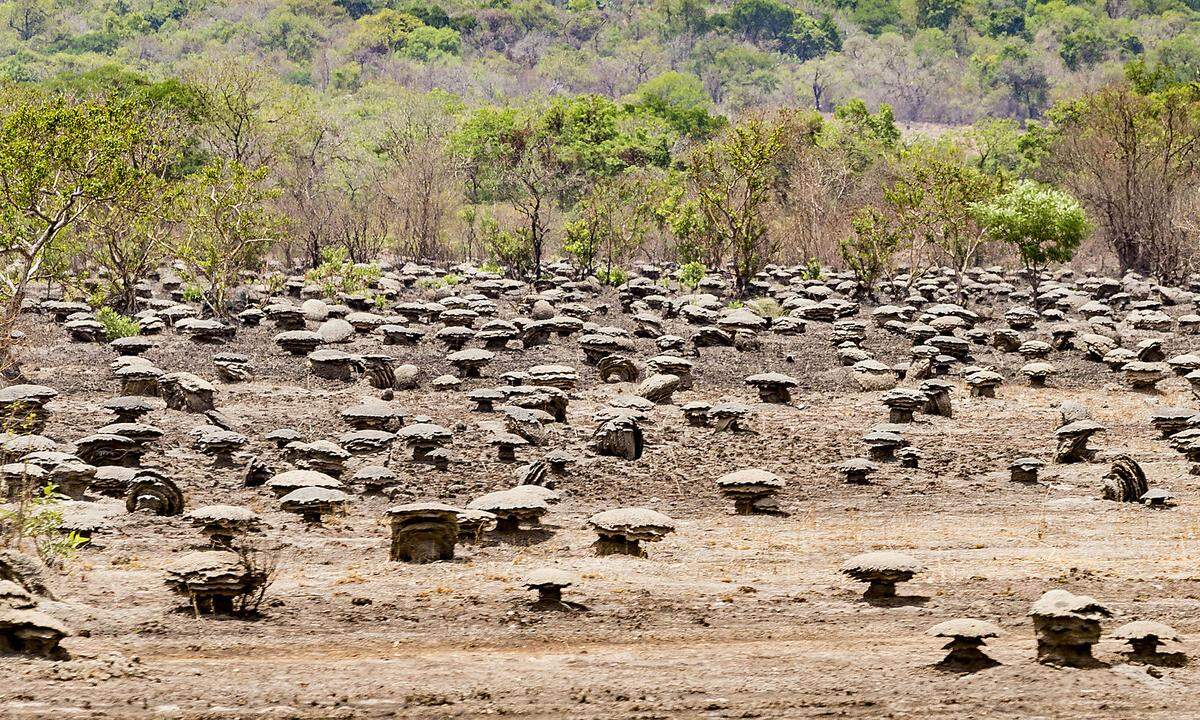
885 143 1003 293
916 0 964 30
182 285 204 303
0 484 89 566
95 306 141 340
800 257 822 279
480 218 534 277
171 159 283 316
782 14 841 61
349 9 422 53
971 179 1088 272
399 25 461 60
1060 27 1111 71
305 247 382 299
677 260 707 289
627 72 726 140
0 88 159 310
595 266 628 286
853 0 902 35
416 273 461 288
841 207 902 296
685 116 785 295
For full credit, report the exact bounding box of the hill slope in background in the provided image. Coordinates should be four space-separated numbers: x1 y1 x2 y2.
3 0 1198 122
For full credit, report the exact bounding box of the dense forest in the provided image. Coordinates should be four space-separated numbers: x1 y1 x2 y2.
0 0 1197 326
4 0 1200 121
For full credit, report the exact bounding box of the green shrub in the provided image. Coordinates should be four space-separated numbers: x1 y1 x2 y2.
96 307 141 340
182 285 204 303
305 247 382 299
596 266 628 286
801 258 823 280
678 261 706 290
0 484 89 566
479 261 504 274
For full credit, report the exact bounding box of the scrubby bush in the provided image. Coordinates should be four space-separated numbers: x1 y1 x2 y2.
596 267 628 286
305 247 382 299
96 307 141 340
0 484 89 566
678 261 706 290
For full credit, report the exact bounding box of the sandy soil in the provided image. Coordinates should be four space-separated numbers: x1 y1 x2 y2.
3 292 1200 719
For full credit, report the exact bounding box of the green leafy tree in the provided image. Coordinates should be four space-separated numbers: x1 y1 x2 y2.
885 146 1003 300
1045 82 1200 280
971 180 1088 305
348 9 422 54
727 0 796 42
627 72 726 139
841 207 903 298
915 0 964 29
399 25 460 60
563 173 653 279
0 89 154 368
782 15 841 61
853 0 902 35
170 159 283 316
687 117 785 296
7 0 52 40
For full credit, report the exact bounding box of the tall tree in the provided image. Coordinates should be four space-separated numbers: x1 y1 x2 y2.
687 116 785 295
971 180 1088 305
169 160 283 316
1045 83 1200 281
0 90 148 313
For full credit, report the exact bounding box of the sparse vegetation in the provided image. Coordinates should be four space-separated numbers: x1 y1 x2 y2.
0 485 89 566
95 307 141 340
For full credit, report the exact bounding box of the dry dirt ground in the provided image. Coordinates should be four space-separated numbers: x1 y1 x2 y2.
4 295 1200 719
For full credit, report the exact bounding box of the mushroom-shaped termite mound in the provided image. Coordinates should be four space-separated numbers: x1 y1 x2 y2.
467 488 548 533
838 458 878 484
0 601 72 659
395 423 453 462
586 508 675 558
1028 589 1112 667
125 470 184 516
386 503 460 563
1055 420 1106 463
184 505 261 549
279 486 348 525
840 551 924 601
965 370 1003 398
164 550 269 617
1109 620 1187 667
591 412 644 460
455 509 496 543
715 468 787 516
927 618 1003 672
523 568 581 611
266 469 342 498
1100 454 1148 502
1009 457 1045 484
1140 488 1176 508
880 389 925 423
744 373 799 404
